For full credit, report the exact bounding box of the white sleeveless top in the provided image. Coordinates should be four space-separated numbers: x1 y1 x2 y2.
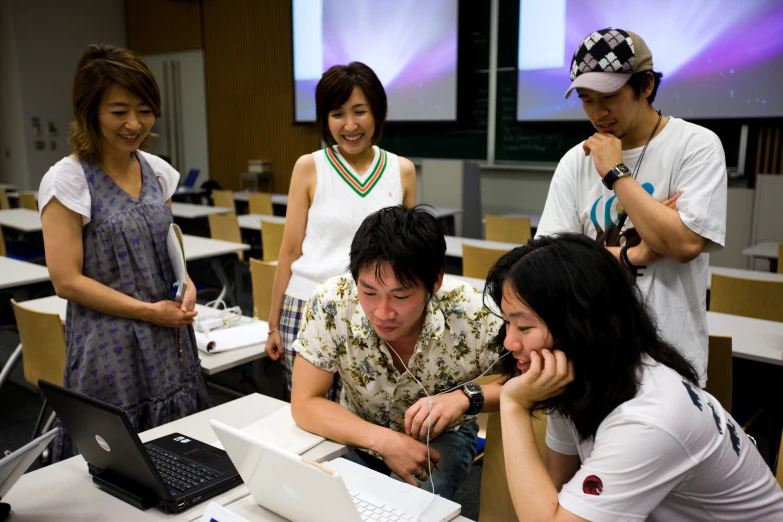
286 145 403 301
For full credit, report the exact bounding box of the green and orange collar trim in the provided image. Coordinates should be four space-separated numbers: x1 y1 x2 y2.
325 146 387 197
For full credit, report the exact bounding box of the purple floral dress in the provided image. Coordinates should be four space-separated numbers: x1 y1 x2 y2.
52 152 211 461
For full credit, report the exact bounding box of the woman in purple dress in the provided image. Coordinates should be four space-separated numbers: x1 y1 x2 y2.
39 44 211 461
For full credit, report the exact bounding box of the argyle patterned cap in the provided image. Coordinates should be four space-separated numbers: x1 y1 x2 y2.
564 28 654 99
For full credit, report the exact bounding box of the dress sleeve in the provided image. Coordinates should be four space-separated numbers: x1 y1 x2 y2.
38 158 92 225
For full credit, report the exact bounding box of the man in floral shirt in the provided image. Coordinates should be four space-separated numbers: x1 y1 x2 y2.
291 205 504 499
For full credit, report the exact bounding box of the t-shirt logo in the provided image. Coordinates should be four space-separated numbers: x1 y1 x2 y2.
583 475 603 495
590 182 655 248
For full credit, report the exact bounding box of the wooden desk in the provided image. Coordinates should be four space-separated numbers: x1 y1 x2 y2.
0 208 42 232
171 202 233 219
0 256 50 289
237 214 286 231
2 394 346 522
16 297 266 376
444 236 520 258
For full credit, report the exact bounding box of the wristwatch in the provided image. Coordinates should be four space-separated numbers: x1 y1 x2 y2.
462 383 484 415
602 163 631 190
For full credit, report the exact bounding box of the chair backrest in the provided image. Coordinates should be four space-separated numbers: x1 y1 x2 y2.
183 169 200 187
705 335 732 414
261 220 285 262
0 189 9 210
11 299 67 388
462 244 509 279
19 192 38 211
779 244 783 274
208 213 244 261
777 426 783 489
212 189 235 209
479 408 547 522
485 215 531 244
0 226 5 257
250 257 277 320
709 274 783 322
248 192 274 216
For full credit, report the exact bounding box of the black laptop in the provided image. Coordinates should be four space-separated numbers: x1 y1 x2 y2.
39 380 242 514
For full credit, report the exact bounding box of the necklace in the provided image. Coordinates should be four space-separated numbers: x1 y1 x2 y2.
616 110 663 215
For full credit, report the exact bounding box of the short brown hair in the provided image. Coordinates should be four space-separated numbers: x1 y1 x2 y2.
315 62 387 146
68 44 161 161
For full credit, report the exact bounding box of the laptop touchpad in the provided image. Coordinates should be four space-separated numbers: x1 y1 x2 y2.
183 448 222 466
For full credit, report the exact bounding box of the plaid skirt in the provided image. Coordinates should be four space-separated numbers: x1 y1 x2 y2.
281 294 342 402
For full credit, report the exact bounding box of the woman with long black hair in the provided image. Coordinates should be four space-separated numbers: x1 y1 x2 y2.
487 234 783 521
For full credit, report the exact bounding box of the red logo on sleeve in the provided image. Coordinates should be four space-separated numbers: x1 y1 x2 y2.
583 475 603 496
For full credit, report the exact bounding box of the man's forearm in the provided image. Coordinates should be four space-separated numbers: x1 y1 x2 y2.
292 395 391 454
612 177 704 263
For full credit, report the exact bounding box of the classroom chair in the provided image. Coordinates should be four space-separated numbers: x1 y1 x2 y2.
248 192 274 216
11 299 67 441
19 192 38 211
207 213 245 262
478 408 547 522
0 189 9 210
211 189 235 210
705 335 732 415
0 227 5 257
261 220 285 263
484 214 531 244
250 257 276 320
462 244 510 279
709 274 783 323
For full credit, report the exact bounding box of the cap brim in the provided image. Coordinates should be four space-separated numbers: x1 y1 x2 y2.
564 71 632 99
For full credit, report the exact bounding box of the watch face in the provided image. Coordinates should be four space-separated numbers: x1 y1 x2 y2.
464 383 481 395
616 163 630 174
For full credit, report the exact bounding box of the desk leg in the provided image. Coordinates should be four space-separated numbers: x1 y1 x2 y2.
0 344 22 391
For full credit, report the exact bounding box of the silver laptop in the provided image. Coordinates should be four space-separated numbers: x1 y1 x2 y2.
0 428 58 499
210 420 461 522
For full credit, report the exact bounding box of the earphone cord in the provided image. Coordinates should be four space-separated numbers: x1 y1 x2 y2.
382 339 512 520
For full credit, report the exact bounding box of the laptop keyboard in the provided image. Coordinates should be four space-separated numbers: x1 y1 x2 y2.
145 444 223 493
349 489 418 521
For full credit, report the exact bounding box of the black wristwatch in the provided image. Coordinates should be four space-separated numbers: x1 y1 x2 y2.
462 383 484 415
602 163 631 190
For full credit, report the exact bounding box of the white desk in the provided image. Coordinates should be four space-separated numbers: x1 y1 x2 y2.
708 266 783 289
6 191 39 200
3 394 346 522
174 187 206 196
0 208 42 232
707 311 783 366
448 274 487 292
0 183 18 191
224 493 475 522
233 191 289 206
16 296 266 375
0 256 50 289
182 234 250 260
503 212 541 228
171 202 233 219
742 241 780 260
237 214 286 231
444 236 520 258
430 207 464 219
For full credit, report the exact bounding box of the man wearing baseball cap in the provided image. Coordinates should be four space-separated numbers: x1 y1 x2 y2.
536 28 727 388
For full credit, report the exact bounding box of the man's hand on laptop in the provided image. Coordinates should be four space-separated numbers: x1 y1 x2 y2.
377 431 440 487
404 392 469 441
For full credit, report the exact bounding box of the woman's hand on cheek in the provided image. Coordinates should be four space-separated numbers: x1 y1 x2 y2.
500 349 574 410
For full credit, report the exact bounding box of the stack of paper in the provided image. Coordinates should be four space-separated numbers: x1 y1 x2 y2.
195 321 269 354
167 223 187 303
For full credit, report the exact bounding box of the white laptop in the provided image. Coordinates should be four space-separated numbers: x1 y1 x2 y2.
210 420 461 522
0 428 58 499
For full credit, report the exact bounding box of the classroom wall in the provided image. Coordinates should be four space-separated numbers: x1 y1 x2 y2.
0 0 126 191
0 1 29 191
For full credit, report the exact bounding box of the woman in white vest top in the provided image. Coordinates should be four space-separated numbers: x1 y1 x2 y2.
264 62 416 400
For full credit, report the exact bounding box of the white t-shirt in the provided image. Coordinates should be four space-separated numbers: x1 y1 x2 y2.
547 359 783 521
38 151 179 225
536 117 727 386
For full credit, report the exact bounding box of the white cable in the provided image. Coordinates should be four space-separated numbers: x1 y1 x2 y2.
382 341 511 521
